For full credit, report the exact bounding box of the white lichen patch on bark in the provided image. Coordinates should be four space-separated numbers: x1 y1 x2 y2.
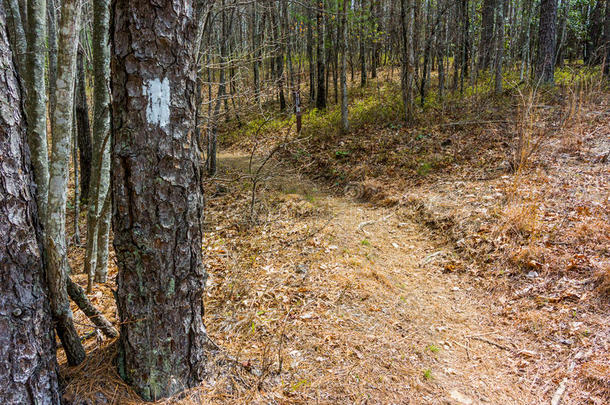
143 77 170 128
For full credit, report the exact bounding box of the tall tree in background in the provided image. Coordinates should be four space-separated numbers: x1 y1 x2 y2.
479 0 496 70
111 0 216 399
316 0 327 109
1 5 60 403
45 0 85 366
400 0 414 121
604 0 610 79
340 0 349 132
536 0 557 84
494 0 505 93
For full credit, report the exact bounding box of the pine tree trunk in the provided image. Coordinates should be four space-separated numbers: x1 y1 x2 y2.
536 0 557 84
0 6 60 402
111 0 215 399
45 0 85 366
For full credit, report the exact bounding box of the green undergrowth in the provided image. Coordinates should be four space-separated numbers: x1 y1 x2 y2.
220 66 607 192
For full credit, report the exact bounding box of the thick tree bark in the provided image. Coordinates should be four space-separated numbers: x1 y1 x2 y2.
535 0 557 84
25 0 49 218
75 47 92 205
111 0 215 399
46 0 86 366
0 5 60 402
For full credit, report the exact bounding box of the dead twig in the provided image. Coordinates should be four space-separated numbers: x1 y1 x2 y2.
467 335 511 351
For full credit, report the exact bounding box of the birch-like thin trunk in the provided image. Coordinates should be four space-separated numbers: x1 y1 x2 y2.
47 0 58 117
25 0 49 218
86 0 111 287
45 0 85 366
4 0 26 73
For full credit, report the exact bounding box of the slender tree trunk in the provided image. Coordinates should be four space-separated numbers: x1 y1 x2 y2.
494 0 505 93
307 4 315 102
536 0 557 84
604 0 610 78
112 0 216 399
359 0 367 87
75 47 92 205
0 6 61 402
479 0 496 70
340 0 349 132
25 0 49 218
72 109 81 245
4 0 26 73
316 0 326 109
47 0 58 119
45 0 85 366
252 0 260 102
86 0 111 286
400 0 414 121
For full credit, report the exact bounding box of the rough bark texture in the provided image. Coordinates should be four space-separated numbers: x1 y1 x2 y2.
46 0 85 366
24 0 49 218
536 0 557 84
0 5 60 402
111 0 213 400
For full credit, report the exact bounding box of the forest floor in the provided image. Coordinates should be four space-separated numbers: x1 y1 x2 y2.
60 75 609 404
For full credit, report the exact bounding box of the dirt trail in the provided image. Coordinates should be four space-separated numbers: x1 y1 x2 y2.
208 152 543 404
